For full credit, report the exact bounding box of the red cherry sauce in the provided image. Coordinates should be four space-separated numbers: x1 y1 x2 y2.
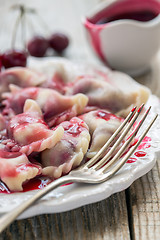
127 157 137 163
94 69 114 85
51 73 66 93
0 177 51 194
63 119 85 137
0 150 46 194
137 136 151 150
134 151 147 157
8 113 48 141
84 0 160 65
48 110 71 127
43 95 76 126
2 87 39 116
84 22 105 62
0 150 21 159
0 176 73 194
0 149 41 177
44 73 66 94
126 136 151 163
96 110 122 121
23 177 72 192
23 177 52 192
11 88 38 114
96 10 158 24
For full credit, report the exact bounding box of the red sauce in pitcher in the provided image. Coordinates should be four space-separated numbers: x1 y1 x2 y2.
84 0 160 64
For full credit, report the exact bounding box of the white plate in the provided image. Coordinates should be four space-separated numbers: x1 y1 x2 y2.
0 58 160 219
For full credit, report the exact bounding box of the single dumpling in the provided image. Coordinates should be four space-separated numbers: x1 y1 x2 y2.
7 99 64 155
2 85 88 126
41 117 90 179
80 110 123 158
0 150 42 191
0 67 46 100
66 72 150 117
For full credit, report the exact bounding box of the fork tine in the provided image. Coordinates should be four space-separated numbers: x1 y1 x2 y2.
91 104 146 170
102 114 158 179
83 106 138 168
97 107 154 173
127 106 151 138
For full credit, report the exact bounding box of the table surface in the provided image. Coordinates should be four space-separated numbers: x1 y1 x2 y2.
0 0 160 239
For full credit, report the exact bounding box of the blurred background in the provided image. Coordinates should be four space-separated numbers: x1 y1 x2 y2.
0 0 160 96
0 0 102 63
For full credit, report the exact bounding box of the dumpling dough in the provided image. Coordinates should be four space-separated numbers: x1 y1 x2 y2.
3 85 88 127
7 99 64 155
0 150 42 192
66 72 150 117
41 117 90 179
0 67 46 100
80 110 123 158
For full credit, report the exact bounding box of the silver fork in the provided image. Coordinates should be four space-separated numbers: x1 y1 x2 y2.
0 105 158 233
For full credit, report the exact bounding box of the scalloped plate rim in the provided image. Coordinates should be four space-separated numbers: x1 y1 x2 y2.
0 58 159 219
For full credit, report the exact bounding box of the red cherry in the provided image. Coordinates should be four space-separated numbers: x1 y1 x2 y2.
48 33 69 53
1 50 27 69
27 36 49 57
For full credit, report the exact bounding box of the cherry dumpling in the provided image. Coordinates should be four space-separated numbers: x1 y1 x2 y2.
7 99 64 155
66 73 150 117
80 110 123 158
41 117 90 179
0 67 46 100
0 150 42 191
2 85 88 126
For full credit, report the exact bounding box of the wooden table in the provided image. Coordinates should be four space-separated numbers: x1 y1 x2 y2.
0 0 160 239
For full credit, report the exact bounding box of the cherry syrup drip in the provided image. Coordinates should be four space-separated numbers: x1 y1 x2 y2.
127 157 137 163
126 136 151 163
63 121 84 137
96 110 122 121
0 177 73 194
134 151 147 157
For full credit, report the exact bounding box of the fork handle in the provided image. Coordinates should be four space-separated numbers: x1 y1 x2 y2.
0 175 73 233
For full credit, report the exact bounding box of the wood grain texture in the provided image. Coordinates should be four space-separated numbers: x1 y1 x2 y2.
0 192 130 240
127 161 160 240
131 50 160 240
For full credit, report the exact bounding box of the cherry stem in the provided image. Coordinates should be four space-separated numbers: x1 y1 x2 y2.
27 9 50 35
11 5 25 49
10 4 50 49
11 11 22 49
36 12 50 34
21 13 26 50
25 14 35 38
